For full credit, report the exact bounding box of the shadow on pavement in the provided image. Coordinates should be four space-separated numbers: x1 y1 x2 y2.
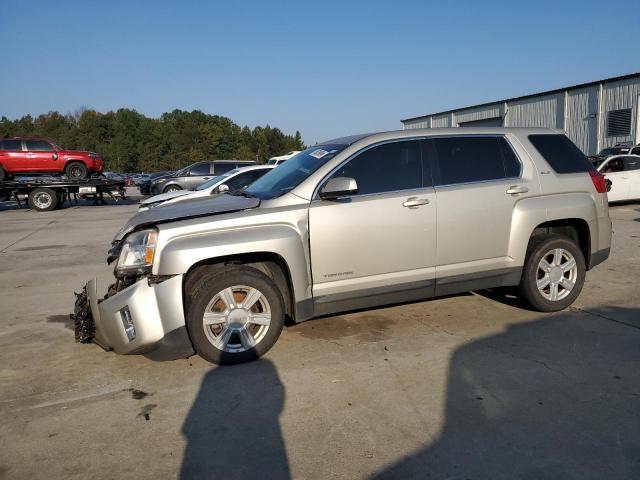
373 307 640 479
180 359 290 480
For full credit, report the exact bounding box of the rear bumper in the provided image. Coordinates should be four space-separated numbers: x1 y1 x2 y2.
86 275 193 359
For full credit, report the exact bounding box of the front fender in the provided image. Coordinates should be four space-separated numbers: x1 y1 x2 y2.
508 193 597 264
155 224 312 305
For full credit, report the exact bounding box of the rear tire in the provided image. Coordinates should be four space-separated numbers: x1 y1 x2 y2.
65 162 89 179
28 187 59 212
518 234 586 312
186 265 285 365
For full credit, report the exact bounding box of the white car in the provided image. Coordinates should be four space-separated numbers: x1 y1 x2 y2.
266 151 301 165
597 154 640 202
139 165 275 211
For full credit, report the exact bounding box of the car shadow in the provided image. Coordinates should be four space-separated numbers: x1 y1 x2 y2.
372 306 640 479
180 359 290 480
474 287 529 309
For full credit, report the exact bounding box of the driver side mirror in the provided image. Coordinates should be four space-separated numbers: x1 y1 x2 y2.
52 153 58 160
217 184 230 194
319 177 358 200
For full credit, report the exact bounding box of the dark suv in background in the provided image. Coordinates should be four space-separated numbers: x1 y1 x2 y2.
149 160 255 194
0 138 103 180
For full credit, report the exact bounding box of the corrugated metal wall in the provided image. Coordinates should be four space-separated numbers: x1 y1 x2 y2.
506 93 563 128
402 76 640 155
600 77 640 150
431 114 450 128
566 86 598 154
454 104 502 124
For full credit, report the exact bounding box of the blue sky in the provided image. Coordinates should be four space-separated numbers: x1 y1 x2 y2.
0 0 638 144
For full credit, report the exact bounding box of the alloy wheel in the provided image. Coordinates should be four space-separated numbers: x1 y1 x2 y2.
536 248 578 301
202 285 272 353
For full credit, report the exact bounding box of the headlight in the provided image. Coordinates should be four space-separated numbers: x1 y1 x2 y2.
116 229 158 274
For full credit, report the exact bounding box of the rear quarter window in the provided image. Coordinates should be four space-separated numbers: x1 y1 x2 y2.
528 134 594 174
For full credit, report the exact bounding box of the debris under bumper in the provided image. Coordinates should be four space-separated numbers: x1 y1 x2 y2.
72 275 194 360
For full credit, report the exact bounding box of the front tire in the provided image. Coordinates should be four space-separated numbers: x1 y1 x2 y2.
28 187 59 212
163 184 182 193
186 266 285 365
518 234 586 312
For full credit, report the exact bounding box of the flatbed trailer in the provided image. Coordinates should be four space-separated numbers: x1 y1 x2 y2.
0 177 127 212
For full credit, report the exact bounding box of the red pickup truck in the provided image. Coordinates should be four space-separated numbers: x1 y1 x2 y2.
0 138 103 180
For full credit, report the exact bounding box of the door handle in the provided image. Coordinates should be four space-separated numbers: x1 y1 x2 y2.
506 185 529 195
402 197 429 208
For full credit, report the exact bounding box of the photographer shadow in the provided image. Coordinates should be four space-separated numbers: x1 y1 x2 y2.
180 359 289 480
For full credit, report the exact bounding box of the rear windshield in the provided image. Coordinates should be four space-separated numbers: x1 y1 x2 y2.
528 134 595 174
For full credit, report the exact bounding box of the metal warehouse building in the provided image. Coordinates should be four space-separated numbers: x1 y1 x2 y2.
401 72 640 155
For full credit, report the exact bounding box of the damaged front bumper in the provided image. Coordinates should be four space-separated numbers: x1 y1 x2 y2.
73 275 194 360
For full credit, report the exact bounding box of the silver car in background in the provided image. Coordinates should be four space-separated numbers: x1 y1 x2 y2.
139 164 275 211
149 160 256 195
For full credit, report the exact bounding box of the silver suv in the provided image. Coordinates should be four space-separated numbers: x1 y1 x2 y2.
74 128 612 365
149 160 256 195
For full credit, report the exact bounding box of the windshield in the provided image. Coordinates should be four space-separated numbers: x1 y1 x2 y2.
245 145 347 199
266 159 277 165
195 174 226 191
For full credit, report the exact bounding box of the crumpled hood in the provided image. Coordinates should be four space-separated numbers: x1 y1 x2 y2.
140 189 192 206
114 194 260 242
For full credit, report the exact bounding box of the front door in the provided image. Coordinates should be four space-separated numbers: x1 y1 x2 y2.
309 139 437 315
428 135 539 293
623 156 640 199
601 158 631 202
185 162 212 189
24 139 58 172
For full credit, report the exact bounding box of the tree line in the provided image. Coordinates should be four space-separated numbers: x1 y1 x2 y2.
0 108 305 173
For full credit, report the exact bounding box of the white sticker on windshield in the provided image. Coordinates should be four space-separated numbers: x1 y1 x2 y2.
309 149 329 159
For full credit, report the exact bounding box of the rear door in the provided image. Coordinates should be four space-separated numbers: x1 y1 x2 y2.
184 162 213 189
0 139 26 172
429 135 538 293
24 140 58 171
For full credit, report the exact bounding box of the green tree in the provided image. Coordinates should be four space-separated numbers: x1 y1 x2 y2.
1 108 305 172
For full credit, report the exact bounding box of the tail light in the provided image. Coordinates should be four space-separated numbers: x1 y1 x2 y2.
589 170 607 193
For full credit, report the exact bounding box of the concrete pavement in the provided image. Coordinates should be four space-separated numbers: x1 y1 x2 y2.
1 197 639 479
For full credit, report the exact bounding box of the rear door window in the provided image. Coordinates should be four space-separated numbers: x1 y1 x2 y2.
528 134 594 173
25 140 54 151
430 136 520 186
0 139 23 151
212 163 236 175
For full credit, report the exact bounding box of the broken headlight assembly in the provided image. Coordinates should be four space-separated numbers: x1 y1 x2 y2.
115 228 158 275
